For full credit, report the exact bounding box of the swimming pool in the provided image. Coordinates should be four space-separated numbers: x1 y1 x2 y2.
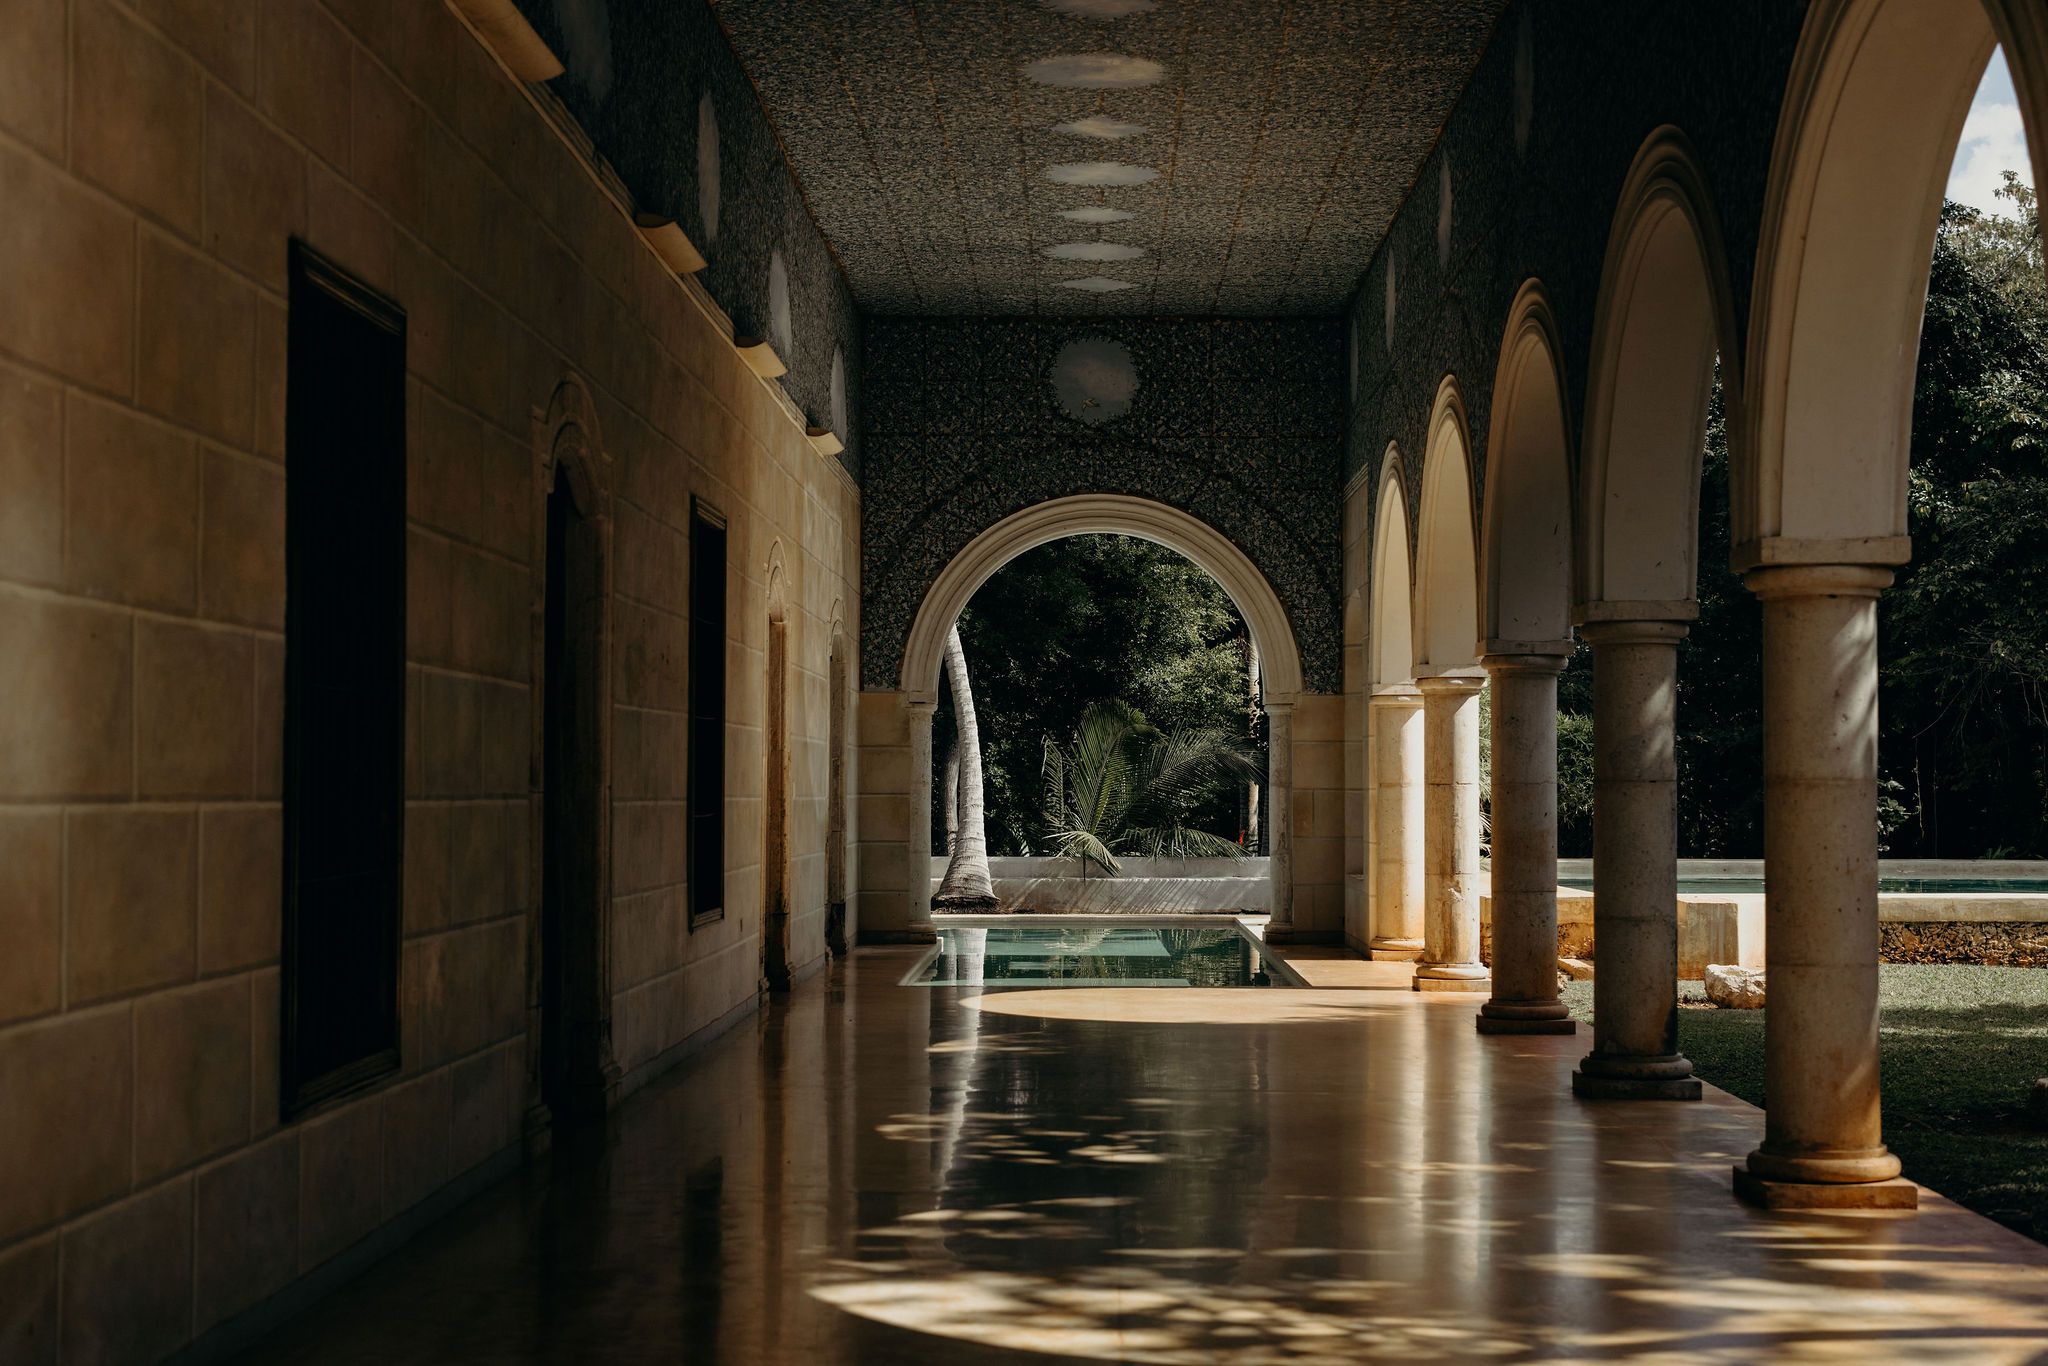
905 922 1287 988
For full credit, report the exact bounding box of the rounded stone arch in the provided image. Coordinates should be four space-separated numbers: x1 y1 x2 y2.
1740 0 2046 568
901 494 1305 704
1412 377 1481 676
1577 128 1742 619
1370 444 1417 688
900 493 1310 934
1481 281 1575 652
538 372 612 514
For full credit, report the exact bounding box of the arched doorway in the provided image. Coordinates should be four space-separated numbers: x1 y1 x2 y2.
1570 129 1742 1102
530 377 617 1123
1366 446 1424 960
897 495 1310 940
1721 0 2047 1204
1474 282 1576 1035
1408 379 1488 993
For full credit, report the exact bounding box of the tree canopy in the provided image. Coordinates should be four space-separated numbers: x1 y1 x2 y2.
935 535 1262 856
1558 175 2048 857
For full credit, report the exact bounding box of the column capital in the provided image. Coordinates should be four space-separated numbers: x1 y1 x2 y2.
1578 618 1689 648
1368 683 1423 707
1481 651 1568 678
1743 563 1894 602
1413 672 1485 697
905 693 938 715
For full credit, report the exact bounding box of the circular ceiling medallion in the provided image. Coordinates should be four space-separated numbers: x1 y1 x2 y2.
1059 206 1135 223
1056 276 1139 293
1052 337 1139 424
1055 114 1148 139
1043 242 1146 261
1044 161 1158 186
1024 53 1165 88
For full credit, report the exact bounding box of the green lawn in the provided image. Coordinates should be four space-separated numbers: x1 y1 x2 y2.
1560 965 2048 1244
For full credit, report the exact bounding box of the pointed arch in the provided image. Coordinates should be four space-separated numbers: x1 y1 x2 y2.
1739 0 2045 567
1481 281 1575 652
1578 128 1742 619
1413 377 1480 675
1370 444 1416 688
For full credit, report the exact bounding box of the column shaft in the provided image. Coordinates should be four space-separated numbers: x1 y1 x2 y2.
1264 702 1296 941
1414 675 1488 992
1368 689 1424 959
1572 621 1698 1099
1737 565 1910 1206
906 699 937 941
1478 654 1574 1034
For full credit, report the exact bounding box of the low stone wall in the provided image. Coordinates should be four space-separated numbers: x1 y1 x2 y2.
930 856 1269 913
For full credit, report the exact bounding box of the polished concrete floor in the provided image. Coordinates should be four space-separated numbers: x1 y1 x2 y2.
238 949 2048 1364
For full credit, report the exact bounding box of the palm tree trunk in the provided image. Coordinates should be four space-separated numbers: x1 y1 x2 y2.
933 624 997 909
942 741 961 855
1246 637 1262 852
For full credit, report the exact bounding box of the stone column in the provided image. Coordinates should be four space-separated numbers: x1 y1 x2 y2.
1478 652 1574 1034
1413 674 1488 992
1572 621 1698 1099
1368 688 1425 959
906 696 937 942
1736 565 1912 1207
1263 700 1296 941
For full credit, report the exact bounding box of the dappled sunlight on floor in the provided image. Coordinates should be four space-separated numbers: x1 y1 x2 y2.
238 950 2048 1364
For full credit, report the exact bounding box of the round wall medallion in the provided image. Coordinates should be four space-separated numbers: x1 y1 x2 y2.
1052 337 1139 426
697 90 721 247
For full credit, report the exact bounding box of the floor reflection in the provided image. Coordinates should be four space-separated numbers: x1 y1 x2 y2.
238 950 2048 1364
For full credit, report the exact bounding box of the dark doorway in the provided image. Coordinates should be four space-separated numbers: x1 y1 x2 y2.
762 603 792 991
825 637 849 956
541 464 607 1118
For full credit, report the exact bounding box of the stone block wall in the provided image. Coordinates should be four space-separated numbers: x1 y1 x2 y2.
0 2 859 1361
1287 695 1349 939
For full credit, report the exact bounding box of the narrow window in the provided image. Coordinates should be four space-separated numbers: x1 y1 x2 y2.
688 501 728 924
280 241 406 1116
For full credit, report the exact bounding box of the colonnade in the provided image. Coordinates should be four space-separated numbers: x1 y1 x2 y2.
1363 573 1911 1207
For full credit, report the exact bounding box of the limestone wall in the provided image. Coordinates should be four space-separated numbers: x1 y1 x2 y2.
0 1 858 1358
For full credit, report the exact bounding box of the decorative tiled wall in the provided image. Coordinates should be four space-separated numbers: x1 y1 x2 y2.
510 0 863 475
1345 0 1807 546
860 317 1346 694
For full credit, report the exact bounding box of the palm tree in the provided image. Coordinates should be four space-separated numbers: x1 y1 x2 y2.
1038 701 1262 874
932 625 997 910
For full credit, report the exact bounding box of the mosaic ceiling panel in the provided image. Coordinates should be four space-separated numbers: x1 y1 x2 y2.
717 0 1507 315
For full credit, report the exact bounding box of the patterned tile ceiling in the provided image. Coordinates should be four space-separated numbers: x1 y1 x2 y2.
716 0 1507 316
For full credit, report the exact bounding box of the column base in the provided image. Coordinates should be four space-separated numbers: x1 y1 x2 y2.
1413 964 1490 993
1572 1053 1701 1101
1477 1001 1576 1035
1261 926 1310 946
1732 1167 1918 1210
1368 938 1424 961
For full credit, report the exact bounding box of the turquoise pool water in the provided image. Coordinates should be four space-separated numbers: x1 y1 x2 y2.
1558 877 2048 896
909 925 1276 988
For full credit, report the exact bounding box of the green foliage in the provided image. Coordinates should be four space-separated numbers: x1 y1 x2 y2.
1882 178 2048 856
1556 176 2048 858
938 535 1263 853
1038 701 1262 873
